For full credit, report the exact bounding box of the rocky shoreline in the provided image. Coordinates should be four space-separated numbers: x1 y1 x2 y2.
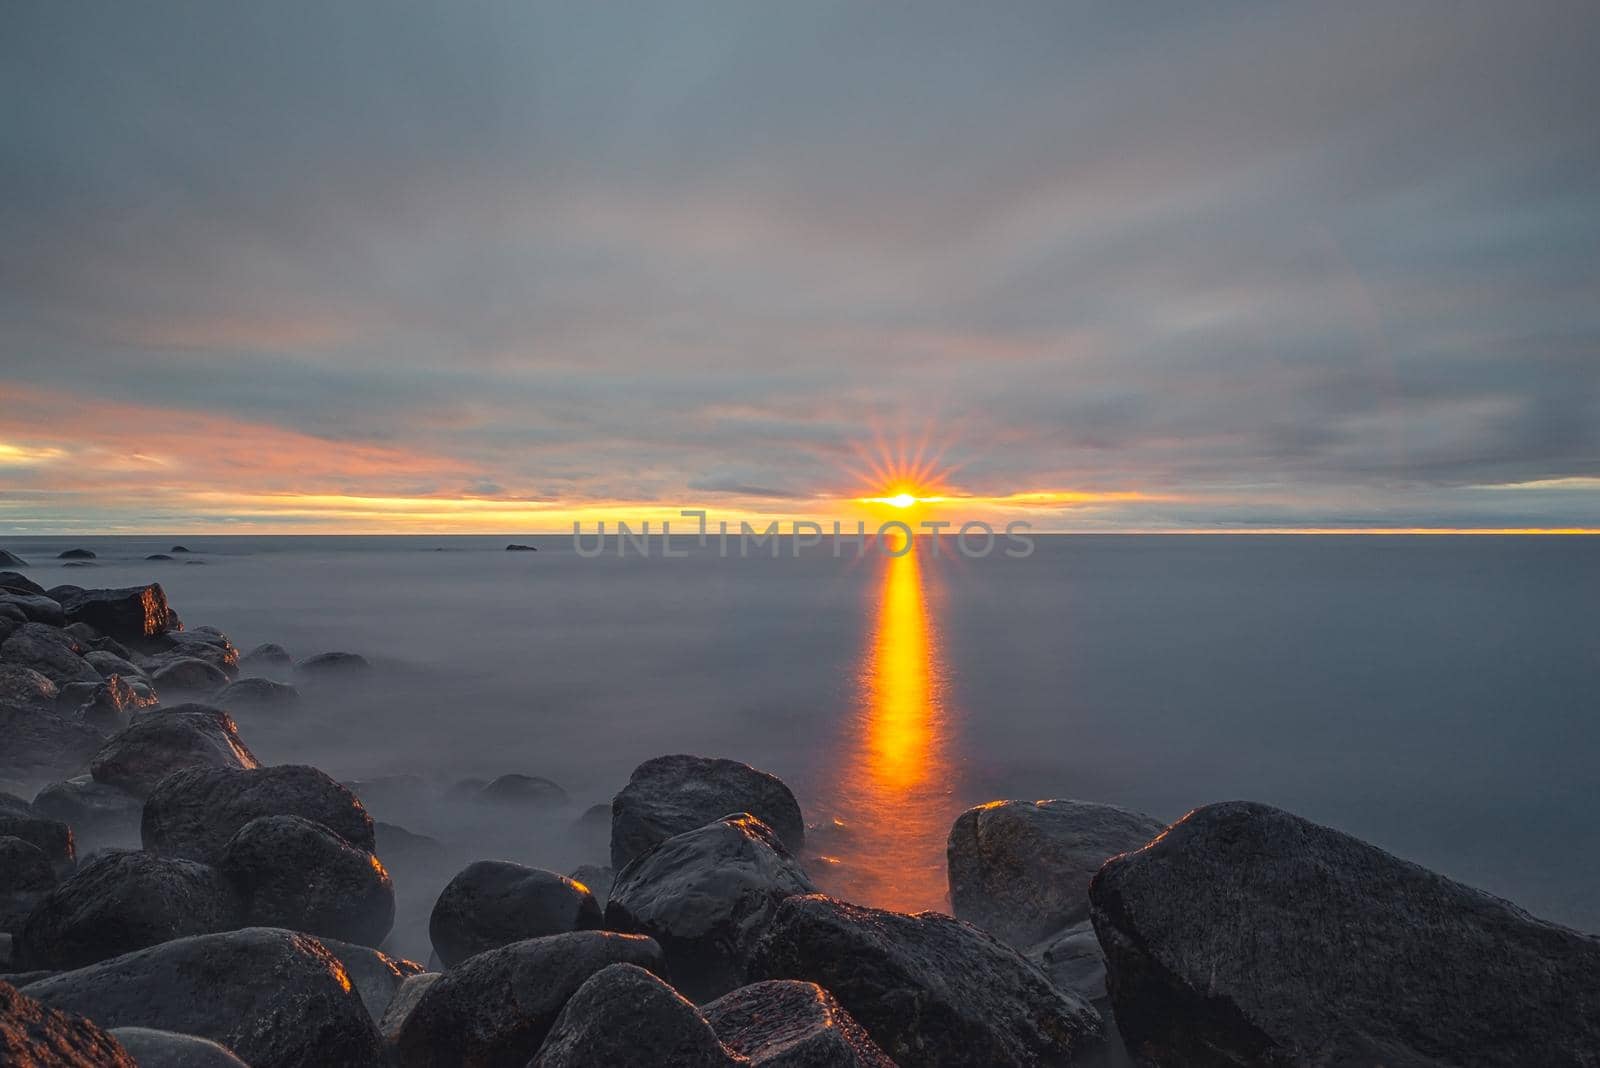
2 569 1598 1066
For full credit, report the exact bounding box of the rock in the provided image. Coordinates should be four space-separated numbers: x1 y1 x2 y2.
213 676 301 713
72 675 153 731
0 703 104 785
239 643 292 672
570 802 611 856
504 544 537 552
606 813 816 1000
948 799 1165 948
83 650 147 680
314 937 425 1023
394 931 663 1068
0 664 59 708
0 978 137 1066
149 630 239 675
476 772 567 807
110 1026 249 1067
90 704 259 798
149 658 230 694
568 864 614 910
0 573 45 597
22 926 383 1068
704 980 896 1067
1 623 100 685
1089 800 1600 1068
60 561 98 569
428 861 601 968
220 815 394 948
15 850 241 970
296 651 371 678
752 895 1102 1067
0 550 30 568
170 546 192 554
0 815 74 878
378 972 441 1044
54 584 174 642
143 764 376 863
531 963 735 1068
611 755 805 871
0 594 64 627
56 550 96 560
0 837 57 933
373 822 447 875
145 554 174 561
32 777 145 843
1026 920 1107 1002
346 774 432 815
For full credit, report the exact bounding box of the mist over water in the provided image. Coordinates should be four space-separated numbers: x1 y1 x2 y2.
12 534 1599 949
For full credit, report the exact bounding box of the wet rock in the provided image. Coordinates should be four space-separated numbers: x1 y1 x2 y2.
0 978 137 1066
213 676 301 713
611 755 805 871
531 963 735 1068
948 799 1165 948
606 813 816 1000
239 643 292 673
56 550 96 560
394 930 663 1068
378 972 441 1044
1 623 101 686
1089 800 1600 1068
90 704 259 798
0 594 64 627
23 926 384 1068
704 980 896 1067
0 814 74 878
15 850 240 971
83 650 147 680
0 550 30 568
32 777 144 843
315 937 425 1023
296 651 371 678
752 895 1102 1067
220 815 394 948
478 773 568 807
149 657 230 694
0 837 57 933
110 1026 249 1067
428 861 601 968
568 865 614 910
54 584 174 642
0 664 59 708
143 764 375 863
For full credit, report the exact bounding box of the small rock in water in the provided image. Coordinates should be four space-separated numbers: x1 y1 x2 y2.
0 549 30 568
60 561 98 568
221 814 395 948
373 822 447 878
611 754 805 871
56 549 96 560
169 546 192 554
530 963 733 1068
505 543 537 551
429 860 602 967
213 676 301 713
109 1027 248 1067
704 979 896 1067
144 554 174 561
239 642 292 672
149 657 230 694
295 651 371 678
0 978 137 1066
477 773 568 807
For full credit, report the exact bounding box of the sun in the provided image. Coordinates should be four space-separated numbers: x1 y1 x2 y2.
885 492 918 509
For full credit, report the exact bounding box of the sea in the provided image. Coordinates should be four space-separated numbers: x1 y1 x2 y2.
7 533 1598 945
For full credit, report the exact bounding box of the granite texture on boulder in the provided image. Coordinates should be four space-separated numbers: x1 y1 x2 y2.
90 704 258 797
704 980 896 1067
611 755 804 871
530 963 737 1068
142 764 375 864
220 815 394 948
0 978 136 1066
429 861 601 968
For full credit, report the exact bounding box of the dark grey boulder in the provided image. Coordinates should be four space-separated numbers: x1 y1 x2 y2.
110 1027 249 1067
149 657 230 693
143 764 376 864
71 675 155 732
147 630 239 677
54 584 174 642
0 594 64 627
170 546 192 554
0 551 31 569
531 963 736 1068
0 702 105 784
0 836 57 933
570 801 611 857
1 623 100 685
428 860 601 968
345 773 432 815
394 930 663 1068
57 550 96 560
90 704 259 798
611 755 805 871
239 643 292 672
314 937 424 1023
82 649 146 680
704 980 896 1067
948 798 1164 948
22 927 383 1068
477 773 568 807
145 554 174 561
0 978 137 1066
373 821 447 875
32 777 144 843
0 663 59 708
213 676 300 712
606 813 816 1000
296 651 371 677
378 971 441 1044
1089 800 1600 1068
15 850 240 970
0 814 74 877
60 561 98 569
505 544 537 551
220 815 394 948
752 895 1102 1067
1026 919 1108 1002
568 864 613 909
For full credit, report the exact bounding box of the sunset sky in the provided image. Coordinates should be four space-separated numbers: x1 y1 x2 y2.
2 2 1597 533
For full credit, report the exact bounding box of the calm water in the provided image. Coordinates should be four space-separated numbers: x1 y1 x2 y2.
10 534 1599 935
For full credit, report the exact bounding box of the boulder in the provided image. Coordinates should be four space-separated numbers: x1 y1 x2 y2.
145 554 174 561
0 664 59 708
611 755 804 871
0 704 103 795
83 650 146 680
213 677 300 712
239 643 292 672
606 813 816 1000
143 764 375 863
109 1027 249 1067
31 777 144 844
314 937 425 1023
1026 920 1109 1002
15 850 241 970
378 971 441 1043
149 657 230 694
531 963 736 1068
345 774 431 815
0 551 31 569
505 544 537 552
568 864 614 909
947 799 1164 948
0 814 74 877
149 631 239 676
56 550 96 560
752 895 1102 1067
60 562 97 569
0 978 136 1066
0 837 57 933
71 675 154 732
296 652 371 678
704 980 896 1067
477 773 568 807
0 623 100 685
89 704 259 798
1089 800 1600 1068
394 930 663 1068
22 927 383 1068
54 585 173 642
170 546 192 554
0 594 64 627
428 861 601 968
570 801 611 857
373 822 447 876
220 815 394 948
